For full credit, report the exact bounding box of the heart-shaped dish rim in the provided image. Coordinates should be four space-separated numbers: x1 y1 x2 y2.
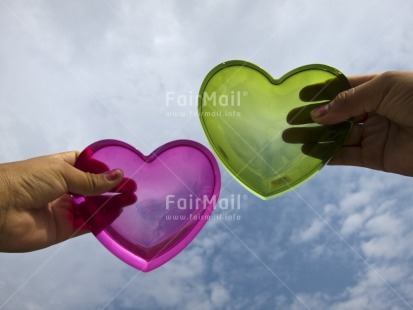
73 139 221 272
198 60 352 199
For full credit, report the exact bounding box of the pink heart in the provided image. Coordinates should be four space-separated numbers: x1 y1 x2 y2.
72 140 221 272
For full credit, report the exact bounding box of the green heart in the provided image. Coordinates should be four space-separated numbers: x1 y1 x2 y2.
198 60 352 199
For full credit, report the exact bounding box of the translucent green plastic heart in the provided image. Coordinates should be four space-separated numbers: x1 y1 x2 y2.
198 60 352 199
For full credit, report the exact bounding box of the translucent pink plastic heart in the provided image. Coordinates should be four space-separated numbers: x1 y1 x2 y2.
72 140 221 272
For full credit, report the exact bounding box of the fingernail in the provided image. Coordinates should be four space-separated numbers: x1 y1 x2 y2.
311 104 328 118
105 169 123 181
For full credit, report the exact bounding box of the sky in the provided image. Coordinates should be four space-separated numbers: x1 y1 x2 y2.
1 0 413 309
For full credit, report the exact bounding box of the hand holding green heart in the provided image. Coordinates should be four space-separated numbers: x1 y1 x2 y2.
199 61 353 198
199 62 413 199
310 71 413 176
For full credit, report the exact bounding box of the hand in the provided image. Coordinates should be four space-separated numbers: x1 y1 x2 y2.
0 152 126 252
310 71 413 176
282 75 353 165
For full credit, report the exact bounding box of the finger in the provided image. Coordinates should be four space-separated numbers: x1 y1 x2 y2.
78 158 109 174
54 151 80 166
310 75 384 125
286 103 321 125
82 193 137 234
65 156 136 193
348 74 378 87
50 194 91 242
63 165 124 196
283 125 345 144
111 177 137 193
301 142 340 161
88 192 138 213
299 75 350 102
287 103 367 126
70 157 133 193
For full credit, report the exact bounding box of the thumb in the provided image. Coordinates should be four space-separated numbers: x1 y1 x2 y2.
63 166 124 196
310 75 384 124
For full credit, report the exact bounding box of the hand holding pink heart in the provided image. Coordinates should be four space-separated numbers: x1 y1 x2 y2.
73 139 221 272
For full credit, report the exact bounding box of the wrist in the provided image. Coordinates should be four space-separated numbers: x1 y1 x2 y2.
0 164 13 233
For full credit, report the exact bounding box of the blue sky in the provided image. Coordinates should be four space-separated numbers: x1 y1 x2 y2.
1 0 413 309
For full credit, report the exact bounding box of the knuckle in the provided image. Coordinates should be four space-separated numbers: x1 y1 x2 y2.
380 70 398 81
331 88 356 119
375 71 400 110
379 71 399 87
50 159 68 189
333 89 351 106
85 172 101 195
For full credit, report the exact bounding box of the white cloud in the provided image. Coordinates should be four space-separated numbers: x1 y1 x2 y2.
210 282 231 307
340 207 373 236
291 219 324 243
361 235 401 259
364 212 405 237
339 191 372 213
1 0 413 309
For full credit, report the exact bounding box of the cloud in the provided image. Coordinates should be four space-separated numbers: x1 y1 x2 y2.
340 207 373 237
364 212 405 237
291 219 324 243
1 0 413 309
